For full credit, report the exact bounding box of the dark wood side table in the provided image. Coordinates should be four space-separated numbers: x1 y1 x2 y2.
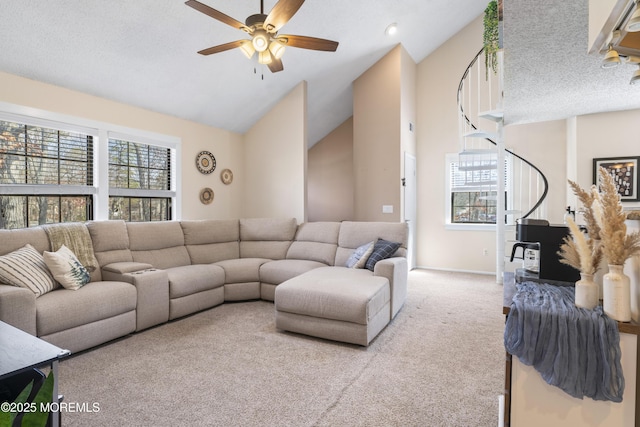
0 321 70 427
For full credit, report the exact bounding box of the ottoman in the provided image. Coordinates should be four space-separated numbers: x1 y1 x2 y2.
274 266 391 346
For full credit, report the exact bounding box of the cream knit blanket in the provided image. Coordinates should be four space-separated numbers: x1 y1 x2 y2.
43 223 99 273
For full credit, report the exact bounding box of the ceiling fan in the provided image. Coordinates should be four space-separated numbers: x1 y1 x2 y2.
185 0 339 73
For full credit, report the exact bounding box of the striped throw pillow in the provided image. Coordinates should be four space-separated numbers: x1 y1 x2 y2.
0 244 58 297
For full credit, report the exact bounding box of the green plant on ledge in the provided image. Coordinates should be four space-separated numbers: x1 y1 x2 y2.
483 0 499 79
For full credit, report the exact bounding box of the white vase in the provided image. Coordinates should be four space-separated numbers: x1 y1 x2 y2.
575 273 598 309
603 264 631 322
625 220 640 322
593 240 607 300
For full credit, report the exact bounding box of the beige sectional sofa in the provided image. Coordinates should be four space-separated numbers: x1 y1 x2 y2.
0 218 408 353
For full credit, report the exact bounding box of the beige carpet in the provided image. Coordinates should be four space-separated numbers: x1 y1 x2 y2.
58 269 506 427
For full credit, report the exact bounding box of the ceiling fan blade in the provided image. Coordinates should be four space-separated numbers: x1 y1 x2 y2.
277 35 339 52
268 57 284 73
263 0 304 33
185 0 250 32
197 40 245 55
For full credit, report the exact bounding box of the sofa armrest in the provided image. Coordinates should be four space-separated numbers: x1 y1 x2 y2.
0 284 37 335
373 257 408 318
102 262 154 274
102 268 169 331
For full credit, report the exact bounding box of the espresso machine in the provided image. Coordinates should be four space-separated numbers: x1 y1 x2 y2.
510 218 580 284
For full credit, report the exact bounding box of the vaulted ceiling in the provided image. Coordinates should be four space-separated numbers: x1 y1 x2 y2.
1 1 639 147
0 0 485 146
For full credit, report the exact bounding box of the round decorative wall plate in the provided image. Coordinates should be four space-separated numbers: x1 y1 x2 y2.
196 151 216 174
199 187 214 205
220 168 233 185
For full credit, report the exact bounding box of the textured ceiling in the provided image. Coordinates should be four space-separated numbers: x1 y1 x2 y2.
503 0 640 126
0 0 486 146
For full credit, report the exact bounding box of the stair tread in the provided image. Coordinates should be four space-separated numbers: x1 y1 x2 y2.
463 130 499 140
479 109 504 122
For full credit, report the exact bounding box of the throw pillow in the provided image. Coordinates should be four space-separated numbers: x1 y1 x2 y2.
44 245 91 291
0 244 58 297
365 239 401 272
345 241 375 269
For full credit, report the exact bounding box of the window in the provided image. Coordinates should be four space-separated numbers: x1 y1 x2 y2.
446 151 510 226
108 138 173 222
0 106 181 229
0 119 94 229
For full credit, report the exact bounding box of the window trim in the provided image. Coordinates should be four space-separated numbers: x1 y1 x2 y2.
445 152 511 231
0 101 182 224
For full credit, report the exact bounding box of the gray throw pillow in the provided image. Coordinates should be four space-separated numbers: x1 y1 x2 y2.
345 241 375 268
365 239 401 271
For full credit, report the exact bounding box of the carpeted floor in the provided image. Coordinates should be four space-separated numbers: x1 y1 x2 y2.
57 269 506 427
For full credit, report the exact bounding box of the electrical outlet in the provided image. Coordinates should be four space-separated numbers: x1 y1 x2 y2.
382 205 394 214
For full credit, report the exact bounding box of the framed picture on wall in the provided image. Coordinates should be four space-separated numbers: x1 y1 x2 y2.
593 156 640 201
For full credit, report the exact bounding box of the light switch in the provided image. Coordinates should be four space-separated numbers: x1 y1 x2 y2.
382 205 394 214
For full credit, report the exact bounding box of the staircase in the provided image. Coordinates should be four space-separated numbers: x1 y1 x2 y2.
457 48 549 283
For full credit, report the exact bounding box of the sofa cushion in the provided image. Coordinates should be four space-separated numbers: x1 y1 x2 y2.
286 222 340 265
36 281 136 336
259 259 326 285
275 267 390 325
87 220 133 267
182 219 240 264
364 239 402 271
128 222 191 269
335 221 408 266
0 227 50 255
240 218 297 259
0 244 57 297
167 264 225 299
215 258 269 283
43 245 91 290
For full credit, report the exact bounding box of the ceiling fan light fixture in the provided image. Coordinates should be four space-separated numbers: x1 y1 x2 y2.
239 40 256 59
269 40 286 59
258 50 272 65
601 45 621 69
252 30 270 52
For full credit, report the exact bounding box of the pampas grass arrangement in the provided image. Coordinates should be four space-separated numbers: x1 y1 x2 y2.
558 217 602 275
596 167 640 266
560 169 640 273
567 179 600 240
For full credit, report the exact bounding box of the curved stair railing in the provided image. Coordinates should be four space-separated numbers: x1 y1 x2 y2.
456 48 548 222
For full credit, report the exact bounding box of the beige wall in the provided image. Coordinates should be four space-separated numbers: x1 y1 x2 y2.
504 120 568 225
0 71 244 220
574 109 640 211
243 81 307 222
417 16 494 272
307 117 354 222
400 46 418 220
353 45 403 222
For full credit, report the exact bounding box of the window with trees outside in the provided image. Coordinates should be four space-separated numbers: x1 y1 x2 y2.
0 119 94 229
0 109 179 230
446 152 510 226
108 138 172 222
